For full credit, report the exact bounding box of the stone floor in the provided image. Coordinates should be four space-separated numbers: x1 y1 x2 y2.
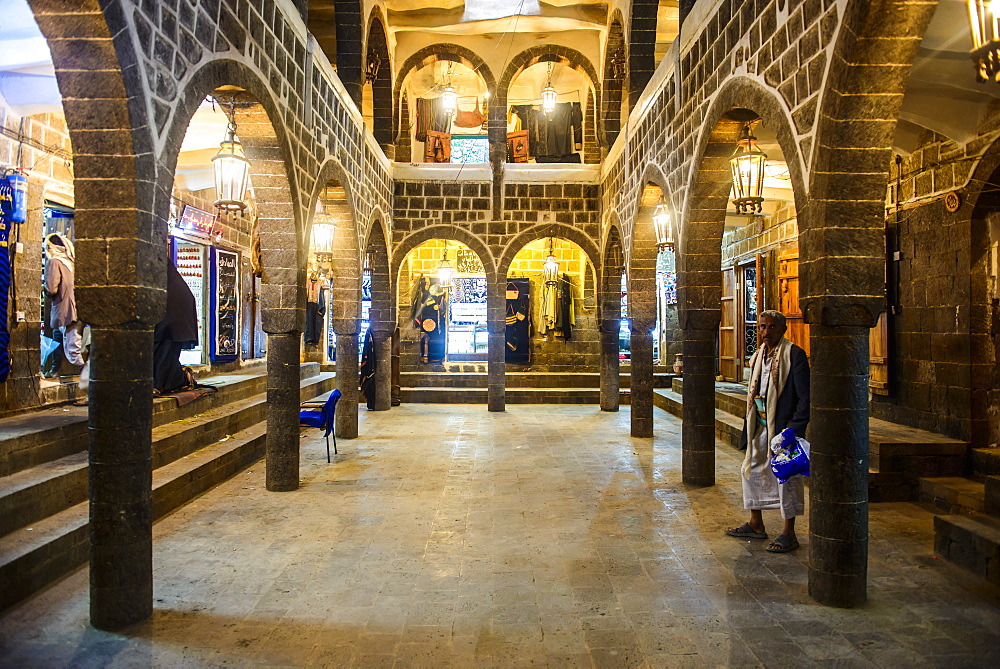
1 404 999 667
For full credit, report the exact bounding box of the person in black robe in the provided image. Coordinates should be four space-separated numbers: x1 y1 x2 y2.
154 260 199 394
359 329 377 410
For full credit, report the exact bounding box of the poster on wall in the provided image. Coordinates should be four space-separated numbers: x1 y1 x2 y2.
211 247 240 362
173 240 206 366
505 278 531 364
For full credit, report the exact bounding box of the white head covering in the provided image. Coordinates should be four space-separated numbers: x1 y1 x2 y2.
44 232 75 273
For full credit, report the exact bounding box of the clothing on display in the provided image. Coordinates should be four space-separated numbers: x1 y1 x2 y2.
540 274 575 339
424 130 451 163
505 278 531 363
509 102 583 162
411 276 445 363
414 97 450 142
154 261 199 393
359 329 376 410
453 98 486 129
304 278 327 345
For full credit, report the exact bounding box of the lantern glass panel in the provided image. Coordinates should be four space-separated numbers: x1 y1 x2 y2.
438 258 454 288
441 87 457 116
312 223 335 253
542 86 557 114
652 203 673 247
543 254 559 284
212 132 251 211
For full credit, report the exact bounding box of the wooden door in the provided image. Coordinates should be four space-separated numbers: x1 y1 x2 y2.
869 310 889 395
719 268 738 381
777 249 810 355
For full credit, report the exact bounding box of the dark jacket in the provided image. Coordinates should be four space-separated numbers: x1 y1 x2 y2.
739 342 810 450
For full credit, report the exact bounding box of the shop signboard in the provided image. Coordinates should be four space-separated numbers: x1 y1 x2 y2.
211 247 240 362
172 240 206 366
178 204 217 238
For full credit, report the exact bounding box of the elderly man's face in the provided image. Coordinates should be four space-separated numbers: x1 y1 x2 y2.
758 315 787 349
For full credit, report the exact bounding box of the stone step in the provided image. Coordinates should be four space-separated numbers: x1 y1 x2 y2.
0 373 334 541
653 388 744 448
919 477 986 514
399 371 675 389
0 422 268 612
972 448 1000 479
0 363 321 479
399 387 632 404
933 513 1000 587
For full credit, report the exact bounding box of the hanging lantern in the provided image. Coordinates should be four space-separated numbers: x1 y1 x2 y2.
652 201 674 251
440 85 458 117
437 244 454 289
543 238 559 286
211 107 251 211
730 122 767 215
542 62 558 115
311 223 335 254
364 49 381 84
362 243 376 279
969 1 1000 81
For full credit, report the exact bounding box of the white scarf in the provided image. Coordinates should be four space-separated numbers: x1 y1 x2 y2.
45 233 75 273
741 337 792 479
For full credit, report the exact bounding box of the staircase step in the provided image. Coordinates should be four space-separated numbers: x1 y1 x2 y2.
0 423 268 612
934 513 1000 587
972 448 1000 478
0 364 321 478
919 477 985 514
398 371 674 389
400 387 632 404
653 388 743 447
0 373 335 611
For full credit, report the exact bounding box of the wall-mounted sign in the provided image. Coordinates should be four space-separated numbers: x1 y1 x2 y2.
211 247 240 362
178 204 218 237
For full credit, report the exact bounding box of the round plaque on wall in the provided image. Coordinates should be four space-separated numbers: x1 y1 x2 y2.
944 191 961 213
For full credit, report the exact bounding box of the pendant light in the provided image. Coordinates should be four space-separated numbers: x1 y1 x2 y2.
541 61 558 115
440 62 457 117
311 223 335 254
212 100 251 212
543 238 559 286
730 122 768 216
437 242 454 289
968 1 1000 81
652 199 674 251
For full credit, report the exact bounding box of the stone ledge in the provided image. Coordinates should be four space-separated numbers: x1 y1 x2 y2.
934 514 1000 587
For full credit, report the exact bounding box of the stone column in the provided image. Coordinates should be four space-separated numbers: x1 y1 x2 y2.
808 324 869 608
487 284 506 412
335 330 360 437
265 331 301 492
599 321 620 412
89 325 153 630
630 329 654 437
372 329 392 411
681 328 715 486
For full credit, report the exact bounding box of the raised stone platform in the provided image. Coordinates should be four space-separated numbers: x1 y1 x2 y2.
399 371 674 404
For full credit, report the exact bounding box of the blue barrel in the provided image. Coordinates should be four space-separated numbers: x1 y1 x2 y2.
7 173 27 223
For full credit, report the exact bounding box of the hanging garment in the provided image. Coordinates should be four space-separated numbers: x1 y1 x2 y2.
505 278 531 364
453 98 485 128
153 261 199 392
304 281 325 344
555 274 575 340
510 103 583 162
359 329 377 409
415 279 445 363
415 97 450 142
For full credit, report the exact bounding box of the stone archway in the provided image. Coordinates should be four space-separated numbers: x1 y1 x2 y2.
309 159 363 439
599 217 626 412
366 8 393 150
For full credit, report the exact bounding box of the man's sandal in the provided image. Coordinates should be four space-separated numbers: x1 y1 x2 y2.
725 523 768 540
765 535 800 553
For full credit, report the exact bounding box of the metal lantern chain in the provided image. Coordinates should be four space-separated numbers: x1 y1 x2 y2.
729 122 768 216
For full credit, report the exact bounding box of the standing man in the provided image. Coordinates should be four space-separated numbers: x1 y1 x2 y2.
725 310 810 553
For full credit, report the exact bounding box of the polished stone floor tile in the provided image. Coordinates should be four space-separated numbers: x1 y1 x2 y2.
1 404 999 667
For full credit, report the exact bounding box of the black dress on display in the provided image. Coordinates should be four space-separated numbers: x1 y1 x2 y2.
154 261 199 393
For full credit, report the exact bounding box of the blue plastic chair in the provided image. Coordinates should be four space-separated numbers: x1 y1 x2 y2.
299 388 341 462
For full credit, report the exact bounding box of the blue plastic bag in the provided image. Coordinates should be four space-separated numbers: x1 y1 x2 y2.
770 427 810 483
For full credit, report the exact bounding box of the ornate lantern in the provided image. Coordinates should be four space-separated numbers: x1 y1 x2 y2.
652 200 674 251
437 244 454 289
311 223 335 254
542 238 559 286
365 49 381 84
730 122 767 215
541 62 557 115
362 243 376 279
440 86 458 117
968 1 1000 81
211 103 251 211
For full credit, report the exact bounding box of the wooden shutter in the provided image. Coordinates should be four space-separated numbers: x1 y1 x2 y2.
869 311 890 395
777 249 810 356
719 268 738 381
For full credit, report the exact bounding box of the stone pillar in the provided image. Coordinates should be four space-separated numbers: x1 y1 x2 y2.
372 329 392 411
487 284 506 412
89 325 154 630
391 327 401 406
265 331 301 492
808 324 869 608
681 328 715 486
630 330 653 437
336 331 360 437
599 322 620 412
